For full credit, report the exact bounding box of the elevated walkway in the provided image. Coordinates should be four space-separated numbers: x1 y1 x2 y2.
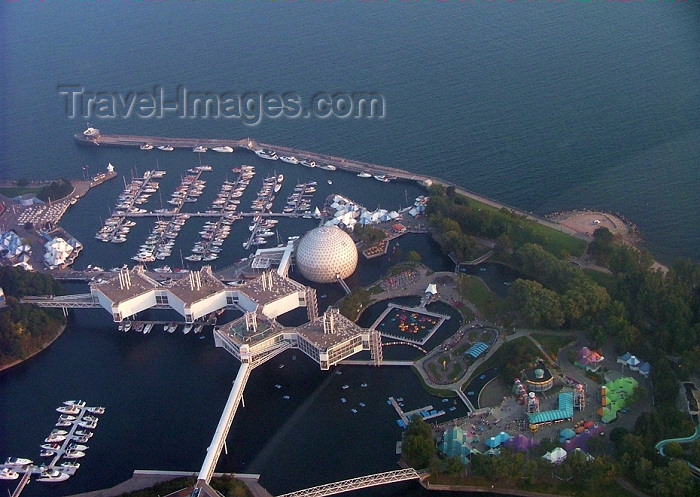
197 363 251 486
276 468 420 497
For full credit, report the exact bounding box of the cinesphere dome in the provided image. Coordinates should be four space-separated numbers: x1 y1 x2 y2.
295 226 358 283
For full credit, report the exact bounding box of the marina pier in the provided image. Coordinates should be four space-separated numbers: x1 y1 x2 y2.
75 129 585 240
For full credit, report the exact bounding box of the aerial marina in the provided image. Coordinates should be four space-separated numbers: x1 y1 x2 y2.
1 401 103 487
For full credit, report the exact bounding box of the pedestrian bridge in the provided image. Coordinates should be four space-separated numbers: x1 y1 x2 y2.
277 468 421 497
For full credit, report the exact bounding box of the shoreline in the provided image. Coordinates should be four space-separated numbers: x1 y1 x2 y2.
0 323 67 372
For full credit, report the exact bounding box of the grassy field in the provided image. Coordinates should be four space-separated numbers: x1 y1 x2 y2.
457 275 503 321
0 186 43 198
584 268 618 291
531 333 578 360
460 194 588 257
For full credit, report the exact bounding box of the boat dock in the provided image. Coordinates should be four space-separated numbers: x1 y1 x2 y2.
75 130 587 242
1 401 103 493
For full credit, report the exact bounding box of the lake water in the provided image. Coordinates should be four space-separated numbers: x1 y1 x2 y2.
1 1 698 496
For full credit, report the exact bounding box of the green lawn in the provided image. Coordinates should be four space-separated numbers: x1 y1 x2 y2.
0 186 43 198
457 275 502 321
461 195 588 257
584 268 617 291
531 333 577 359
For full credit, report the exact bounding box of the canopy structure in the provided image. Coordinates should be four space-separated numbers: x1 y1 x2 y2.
598 376 638 423
485 431 510 449
440 426 474 464
505 434 535 453
543 447 567 464
560 428 576 440
465 341 489 359
529 391 574 425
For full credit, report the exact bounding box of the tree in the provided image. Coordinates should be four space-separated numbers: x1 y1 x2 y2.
406 250 421 263
402 416 435 469
508 279 564 328
664 441 684 459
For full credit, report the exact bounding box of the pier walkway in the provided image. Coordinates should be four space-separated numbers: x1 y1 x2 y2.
11 472 31 497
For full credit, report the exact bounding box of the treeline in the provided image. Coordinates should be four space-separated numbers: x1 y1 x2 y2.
37 178 72 202
425 184 586 260
507 243 611 329
0 267 66 367
587 228 700 371
610 409 699 497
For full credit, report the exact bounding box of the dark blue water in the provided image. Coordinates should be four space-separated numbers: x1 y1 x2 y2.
1 1 699 262
1 2 699 496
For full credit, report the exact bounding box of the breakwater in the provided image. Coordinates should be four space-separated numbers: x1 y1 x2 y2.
75 131 585 241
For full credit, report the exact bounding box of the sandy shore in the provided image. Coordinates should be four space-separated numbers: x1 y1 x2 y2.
548 210 640 243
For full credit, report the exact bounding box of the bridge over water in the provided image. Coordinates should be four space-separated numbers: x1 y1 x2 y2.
276 468 421 497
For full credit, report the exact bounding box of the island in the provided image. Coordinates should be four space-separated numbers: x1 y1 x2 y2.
0 132 698 497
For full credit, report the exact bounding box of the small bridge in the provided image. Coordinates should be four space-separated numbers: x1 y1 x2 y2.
277 468 421 497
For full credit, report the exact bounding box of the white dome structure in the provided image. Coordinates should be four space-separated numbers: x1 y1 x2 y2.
295 226 358 283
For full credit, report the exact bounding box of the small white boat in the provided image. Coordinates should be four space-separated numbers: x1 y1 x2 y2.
56 405 80 415
157 145 174 151
87 406 105 414
357 172 372 178
193 145 207 153
143 323 153 334
51 429 68 435
0 468 20 480
38 469 70 482
182 324 193 335
39 449 55 457
279 156 299 164
64 400 86 407
64 449 86 459
60 462 80 470
68 444 88 451
58 414 76 421
45 434 66 443
78 419 97 429
194 324 204 334
374 174 391 182
4 457 32 466
212 146 234 153
40 443 61 451
167 323 177 333
140 143 153 150
75 430 93 438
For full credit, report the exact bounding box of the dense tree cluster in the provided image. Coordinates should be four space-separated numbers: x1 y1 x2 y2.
37 178 73 203
402 416 435 469
507 244 611 329
353 225 385 246
339 288 370 320
0 267 65 367
468 447 616 491
425 184 586 260
610 410 699 497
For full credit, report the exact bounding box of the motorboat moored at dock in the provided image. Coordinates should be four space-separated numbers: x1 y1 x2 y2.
0 468 20 480
4 457 32 466
37 469 71 482
212 146 234 153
